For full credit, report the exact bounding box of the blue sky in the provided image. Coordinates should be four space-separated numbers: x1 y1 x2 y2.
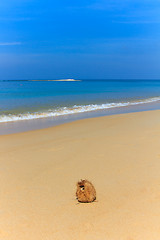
0 0 160 80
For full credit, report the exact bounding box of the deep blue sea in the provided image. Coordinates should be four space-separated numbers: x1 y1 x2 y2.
1 79 160 124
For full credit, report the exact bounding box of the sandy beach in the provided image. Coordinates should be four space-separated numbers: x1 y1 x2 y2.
1 110 160 240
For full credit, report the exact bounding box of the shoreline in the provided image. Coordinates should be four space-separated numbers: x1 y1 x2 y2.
1 109 160 239
1 100 160 135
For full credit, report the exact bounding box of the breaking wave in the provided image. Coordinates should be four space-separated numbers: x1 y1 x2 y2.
0 97 160 123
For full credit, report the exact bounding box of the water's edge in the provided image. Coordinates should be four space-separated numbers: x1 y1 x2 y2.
1 96 160 123
1 99 160 135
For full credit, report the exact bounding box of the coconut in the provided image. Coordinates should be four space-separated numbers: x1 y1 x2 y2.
76 179 96 203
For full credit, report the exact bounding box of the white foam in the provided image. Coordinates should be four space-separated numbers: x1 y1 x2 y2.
30 79 81 82
0 97 160 123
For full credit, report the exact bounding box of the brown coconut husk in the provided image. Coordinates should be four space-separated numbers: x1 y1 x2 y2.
76 179 96 203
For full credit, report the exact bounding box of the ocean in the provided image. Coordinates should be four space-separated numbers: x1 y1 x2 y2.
1 79 160 133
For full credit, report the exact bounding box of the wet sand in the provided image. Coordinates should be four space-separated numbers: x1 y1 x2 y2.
1 110 160 240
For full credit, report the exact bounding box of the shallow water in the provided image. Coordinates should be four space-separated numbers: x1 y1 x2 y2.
1 79 160 134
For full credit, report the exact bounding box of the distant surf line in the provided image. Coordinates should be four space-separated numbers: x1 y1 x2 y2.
1 79 81 82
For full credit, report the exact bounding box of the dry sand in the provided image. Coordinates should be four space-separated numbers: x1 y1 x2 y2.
1 110 160 240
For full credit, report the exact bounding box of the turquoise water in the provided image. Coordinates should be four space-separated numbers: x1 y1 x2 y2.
1 79 160 123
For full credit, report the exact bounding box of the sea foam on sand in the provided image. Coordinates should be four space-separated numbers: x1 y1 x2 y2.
0 96 160 123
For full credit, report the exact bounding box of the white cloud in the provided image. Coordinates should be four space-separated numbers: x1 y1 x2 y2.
0 42 22 46
0 17 32 21
112 20 160 24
